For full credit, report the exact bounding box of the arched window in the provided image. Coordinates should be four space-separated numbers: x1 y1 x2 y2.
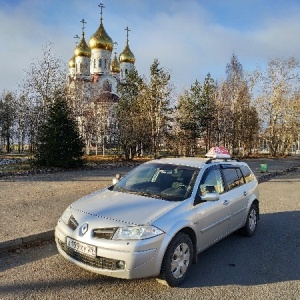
83 62 89 74
99 59 102 67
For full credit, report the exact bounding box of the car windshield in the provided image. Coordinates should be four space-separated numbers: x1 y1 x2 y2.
110 163 200 201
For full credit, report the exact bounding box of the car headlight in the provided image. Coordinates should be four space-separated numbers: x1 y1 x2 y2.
61 206 72 225
113 226 164 240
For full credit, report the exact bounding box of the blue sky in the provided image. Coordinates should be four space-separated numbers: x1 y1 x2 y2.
1 0 300 94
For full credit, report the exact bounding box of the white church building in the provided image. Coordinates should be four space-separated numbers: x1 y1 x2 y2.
67 3 136 154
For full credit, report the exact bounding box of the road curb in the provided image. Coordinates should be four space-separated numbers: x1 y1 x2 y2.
0 230 54 253
257 166 300 183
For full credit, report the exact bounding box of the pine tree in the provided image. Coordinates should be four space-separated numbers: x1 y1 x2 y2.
144 59 173 158
116 68 146 159
35 93 85 168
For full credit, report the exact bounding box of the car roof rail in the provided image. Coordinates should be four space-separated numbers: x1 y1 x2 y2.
205 157 240 164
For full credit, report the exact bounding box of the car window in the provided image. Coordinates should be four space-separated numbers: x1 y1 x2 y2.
125 165 157 186
110 163 200 201
222 167 244 190
236 168 245 184
240 165 255 183
199 167 225 196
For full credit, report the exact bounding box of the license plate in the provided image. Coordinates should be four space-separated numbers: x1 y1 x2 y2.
67 237 96 257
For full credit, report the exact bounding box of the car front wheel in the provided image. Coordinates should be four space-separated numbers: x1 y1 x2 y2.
159 232 193 287
240 203 258 237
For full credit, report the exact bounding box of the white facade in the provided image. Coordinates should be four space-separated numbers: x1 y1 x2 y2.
120 61 134 82
75 56 90 79
90 49 112 76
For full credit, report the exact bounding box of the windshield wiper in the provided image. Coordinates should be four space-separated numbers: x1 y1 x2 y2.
132 191 167 200
112 186 128 193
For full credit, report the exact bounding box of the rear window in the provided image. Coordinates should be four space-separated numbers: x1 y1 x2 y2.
222 167 244 190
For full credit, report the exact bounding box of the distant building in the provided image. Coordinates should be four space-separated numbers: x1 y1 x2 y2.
67 3 136 154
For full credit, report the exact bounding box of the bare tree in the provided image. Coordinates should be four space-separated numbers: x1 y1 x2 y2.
92 94 116 156
254 57 300 156
214 53 259 156
15 94 30 153
67 81 117 156
19 42 68 152
21 42 67 108
67 81 91 154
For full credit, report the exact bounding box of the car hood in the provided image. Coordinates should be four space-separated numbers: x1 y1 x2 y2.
71 188 180 226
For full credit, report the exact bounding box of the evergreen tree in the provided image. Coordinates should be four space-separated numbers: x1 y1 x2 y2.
116 68 146 160
35 93 85 168
143 59 173 158
199 73 217 152
174 75 216 155
176 88 199 156
0 91 17 153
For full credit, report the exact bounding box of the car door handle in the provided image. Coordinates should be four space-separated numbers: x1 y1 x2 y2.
223 200 229 206
244 191 248 196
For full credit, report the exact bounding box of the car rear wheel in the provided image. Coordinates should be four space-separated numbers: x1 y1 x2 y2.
159 232 193 287
240 203 258 237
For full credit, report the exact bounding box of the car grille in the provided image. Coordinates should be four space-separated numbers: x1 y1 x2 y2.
58 239 119 270
93 228 117 239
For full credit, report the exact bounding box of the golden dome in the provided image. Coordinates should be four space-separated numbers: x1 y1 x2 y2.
68 54 76 68
88 21 113 51
110 52 120 73
74 33 91 58
119 43 135 64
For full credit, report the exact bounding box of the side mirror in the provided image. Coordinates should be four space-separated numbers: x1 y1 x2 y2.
194 189 220 205
201 192 220 202
112 174 121 185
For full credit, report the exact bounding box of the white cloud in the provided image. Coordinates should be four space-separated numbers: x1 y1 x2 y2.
1 0 300 94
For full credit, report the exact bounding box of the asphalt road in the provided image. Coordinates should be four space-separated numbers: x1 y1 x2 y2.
0 168 299 300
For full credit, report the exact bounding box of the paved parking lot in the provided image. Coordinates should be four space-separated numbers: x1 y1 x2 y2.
0 167 299 299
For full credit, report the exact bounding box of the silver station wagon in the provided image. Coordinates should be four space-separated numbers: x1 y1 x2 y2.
55 151 259 287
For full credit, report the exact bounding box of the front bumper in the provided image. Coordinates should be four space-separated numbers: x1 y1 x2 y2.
55 221 166 280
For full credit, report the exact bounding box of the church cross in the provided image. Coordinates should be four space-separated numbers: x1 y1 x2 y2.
125 26 131 43
80 18 87 33
98 2 105 22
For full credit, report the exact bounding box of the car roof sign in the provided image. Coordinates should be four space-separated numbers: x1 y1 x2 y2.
205 147 231 159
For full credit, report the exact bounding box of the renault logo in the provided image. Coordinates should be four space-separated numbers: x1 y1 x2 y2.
80 223 88 235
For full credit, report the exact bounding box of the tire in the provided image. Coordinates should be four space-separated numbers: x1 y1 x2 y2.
240 203 258 237
159 232 193 287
